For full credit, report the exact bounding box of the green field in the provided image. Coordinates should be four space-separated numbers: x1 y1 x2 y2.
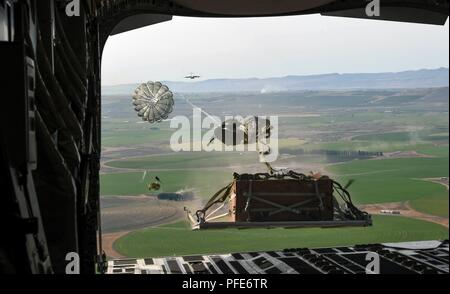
106 151 259 170
101 118 176 147
328 157 448 204
328 150 449 218
114 216 449 258
418 145 449 157
102 89 449 259
100 170 233 199
410 194 449 218
302 141 433 153
352 132 415 142
102 128 174 147
352 130 449 144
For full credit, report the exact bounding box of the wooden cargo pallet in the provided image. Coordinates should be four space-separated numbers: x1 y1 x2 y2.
192 219 372 230
188 172 372 230
186 211 372 230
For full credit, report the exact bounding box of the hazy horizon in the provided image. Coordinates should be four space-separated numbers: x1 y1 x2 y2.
102 15 449 85
102 67 449 87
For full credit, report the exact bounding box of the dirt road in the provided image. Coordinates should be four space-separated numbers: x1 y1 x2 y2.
100 195 203 258
359 201 448 228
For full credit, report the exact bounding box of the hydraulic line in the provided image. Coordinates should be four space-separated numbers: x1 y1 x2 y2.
37 31 83 142
55 10 86 84
35 66 66 134
54 49 85 118
55 42 87 106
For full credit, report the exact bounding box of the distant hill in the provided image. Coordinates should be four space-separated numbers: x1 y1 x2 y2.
102 68 449 95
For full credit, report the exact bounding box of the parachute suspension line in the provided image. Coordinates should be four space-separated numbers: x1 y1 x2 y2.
195 182 234 223
140 170 147 182
332 180 369 220
179 93 221 123
205 201 227 221
205 203 230 222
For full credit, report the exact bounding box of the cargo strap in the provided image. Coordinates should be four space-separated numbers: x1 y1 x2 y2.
195 172 370 224
331 180 369 221
243 192 326 216
243 180 253 212
195 182 234 222
314 181 325 212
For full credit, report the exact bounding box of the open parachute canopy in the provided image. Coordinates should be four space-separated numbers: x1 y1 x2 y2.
132 81 174 123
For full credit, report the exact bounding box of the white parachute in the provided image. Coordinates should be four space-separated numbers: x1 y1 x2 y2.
132 81 174 123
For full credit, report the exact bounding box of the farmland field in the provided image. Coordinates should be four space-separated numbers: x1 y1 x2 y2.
418 145 450 157
101 170 233 199
114 216 449 258
100 87 449 258
328 157 449 212
410 195 449 218
106 151 259 170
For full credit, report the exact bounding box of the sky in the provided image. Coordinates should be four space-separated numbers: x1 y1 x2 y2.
102 14 449 85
